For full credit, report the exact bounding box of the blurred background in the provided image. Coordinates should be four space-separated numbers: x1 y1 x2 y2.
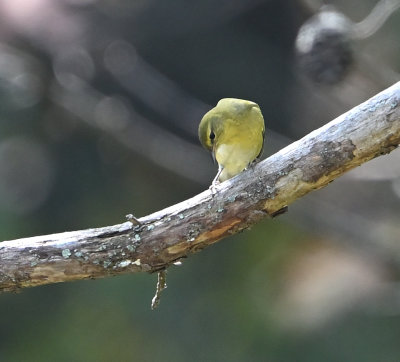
0 0 399 360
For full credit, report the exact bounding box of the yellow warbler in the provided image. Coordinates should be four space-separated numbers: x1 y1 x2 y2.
198 98 265 185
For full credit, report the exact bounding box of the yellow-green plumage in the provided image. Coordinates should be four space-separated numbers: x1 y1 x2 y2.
198 98 265 183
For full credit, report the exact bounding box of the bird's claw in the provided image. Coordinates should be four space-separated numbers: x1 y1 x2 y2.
209 180 220 195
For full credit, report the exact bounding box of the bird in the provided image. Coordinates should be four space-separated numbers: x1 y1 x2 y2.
198 98 265 187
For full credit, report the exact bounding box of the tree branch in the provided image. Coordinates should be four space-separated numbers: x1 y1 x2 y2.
1 82 400 292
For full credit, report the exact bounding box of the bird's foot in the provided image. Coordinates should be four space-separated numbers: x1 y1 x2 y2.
209 180 220 195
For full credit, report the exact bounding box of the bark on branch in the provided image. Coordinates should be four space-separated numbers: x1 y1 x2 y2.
1 82 400 292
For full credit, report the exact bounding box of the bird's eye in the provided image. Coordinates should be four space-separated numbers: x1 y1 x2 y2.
209 131 215 140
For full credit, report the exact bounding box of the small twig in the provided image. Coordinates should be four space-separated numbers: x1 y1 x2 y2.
352 0 400 39
125 214 142 226
151 270 167 310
